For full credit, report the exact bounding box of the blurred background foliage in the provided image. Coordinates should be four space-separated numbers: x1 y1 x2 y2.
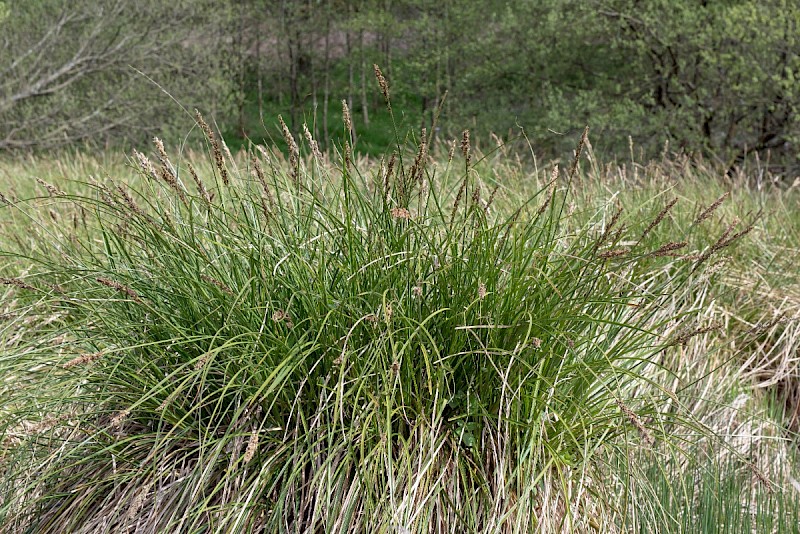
0 0 797 172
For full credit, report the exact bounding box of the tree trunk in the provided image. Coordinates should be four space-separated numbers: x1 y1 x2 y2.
322 2 331 149
346 6 354 117
308 0 318 139
360 28 369 127
236 0 247 137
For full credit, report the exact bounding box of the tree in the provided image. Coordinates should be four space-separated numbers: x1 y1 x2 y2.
0 0 236 149
596 0 800 166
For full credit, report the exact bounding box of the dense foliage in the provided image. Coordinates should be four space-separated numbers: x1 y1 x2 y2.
0 0 797 171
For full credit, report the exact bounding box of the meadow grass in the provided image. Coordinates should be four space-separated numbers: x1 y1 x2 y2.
0 94 799 532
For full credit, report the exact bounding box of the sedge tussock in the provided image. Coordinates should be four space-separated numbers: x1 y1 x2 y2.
1 116 796 533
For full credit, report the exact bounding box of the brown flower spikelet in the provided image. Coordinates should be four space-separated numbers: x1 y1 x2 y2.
616 399 654 445
243 430 260 463
63 351 104 369
36 178 65 197
391 207 411 220
196 110 229 186
461 130 471 167
1 277 37 291
694 192 729 224
374 64 390 103
640 197 678 241
96 277 143 304
651 241 688 257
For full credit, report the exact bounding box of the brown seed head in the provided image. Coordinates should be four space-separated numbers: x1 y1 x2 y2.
640 197 678 242
471 185 481 207
187 162 212 204
651 241 689 256
391 207 411 220
616 399 654 445
196 110 228 186
1 277 37 291
153 137 176 180
461 130 471 166
568 126 590 180
63 351 104 369
484 185 500 214
694 192 729 225
36 178 65 197
303 123 324 161
344 140 352 172
342 100 353 139
278 115 300 183
243 429 260 463
96 277 142 304
477 282 487 300
133 149 158 180
111 408 131 429
537 166 559 216
373 64 390 103
597 248 629 259
452 175 469 218
157 165 187 206
194 352 211 370
652 241 688 256
116 185 146 220
409 128 428 183
201 274 234 296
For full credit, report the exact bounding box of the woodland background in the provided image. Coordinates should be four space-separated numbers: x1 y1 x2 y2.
0 0 798 171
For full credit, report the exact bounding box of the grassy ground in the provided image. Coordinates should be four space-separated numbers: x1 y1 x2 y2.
0 111 799 532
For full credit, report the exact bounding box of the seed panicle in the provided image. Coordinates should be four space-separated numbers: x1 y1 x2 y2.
694 192 729 225
63 351 104 369
640 197 678 242
187 162 212 204
651 241 688 256
1 277 37 291
303 123 324 161
616 399 654 445
36 178 65 197
373 64 390 103
461 130 471 168
568 126 589 180
201 274 234 296
96 277 143 304
196 110 229 186
243 429 260 464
